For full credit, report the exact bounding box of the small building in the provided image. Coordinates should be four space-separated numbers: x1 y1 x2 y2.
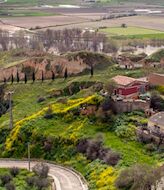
149 73 164 86
112 75 148 99
117 54 146 70
148 112 164 135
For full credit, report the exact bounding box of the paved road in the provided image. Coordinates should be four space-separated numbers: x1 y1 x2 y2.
0 160 88 190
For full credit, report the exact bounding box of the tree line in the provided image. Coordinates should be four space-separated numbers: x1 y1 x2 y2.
0 28 118 53
2 65 94 84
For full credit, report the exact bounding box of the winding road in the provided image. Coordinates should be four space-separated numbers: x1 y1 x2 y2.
0 160 88 190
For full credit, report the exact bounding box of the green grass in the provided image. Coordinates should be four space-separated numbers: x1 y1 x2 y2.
0 9 58 17
100 26 164 40
0 56 163 189
100 26 164 36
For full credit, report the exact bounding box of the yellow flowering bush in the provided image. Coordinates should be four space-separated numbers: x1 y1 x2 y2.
5 95 102 151
157 85 164 95
86 161 117 190
96 167 117 190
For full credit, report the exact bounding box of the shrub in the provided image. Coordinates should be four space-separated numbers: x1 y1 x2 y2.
137 130 153 144
145 143 157 152
26 176 37 187
104 151 121 166
0 174 12 186
5 183 15 190
115 124 136 140
115 164 164 190
37 97 46 103
10 167 19 177
151 93 164 111
32 163 49 178
77 137 120 166
35 177 49 190
44 106 54 119
156 85 164 95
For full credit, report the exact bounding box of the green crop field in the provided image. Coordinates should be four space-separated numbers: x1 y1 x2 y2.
0 10 56 17
100 26 164 39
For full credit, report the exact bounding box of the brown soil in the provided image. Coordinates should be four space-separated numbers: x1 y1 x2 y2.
0 53 89 81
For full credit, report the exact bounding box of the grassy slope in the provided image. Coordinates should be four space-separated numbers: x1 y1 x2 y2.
0 51 163 189
0 70 162 189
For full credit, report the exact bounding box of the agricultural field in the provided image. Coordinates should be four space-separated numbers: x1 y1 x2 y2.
100 26 164 39
0 9 57 17
0 15 88 29
3 0 164 6
41 15 164 32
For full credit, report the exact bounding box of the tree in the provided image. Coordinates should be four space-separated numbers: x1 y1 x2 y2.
51 70 55 81
32 163 49 178
90 64 94 77
32 71 35 83
4 77 7 84
0 175 12 186
35 178 49 190
10 167 19 177
5 183 15 190
41 71 44 82
11 74 14 84
150 92 164 111
105 80 117 96
115 164 164 190
16 71 20 83
64 68 68 80
24 73 27 84
121 23 127 28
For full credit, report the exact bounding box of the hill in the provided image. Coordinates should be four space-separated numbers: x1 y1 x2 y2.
0 49 164 189
0 50 114 82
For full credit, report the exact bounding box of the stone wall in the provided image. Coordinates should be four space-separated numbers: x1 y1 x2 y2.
112 99 150 113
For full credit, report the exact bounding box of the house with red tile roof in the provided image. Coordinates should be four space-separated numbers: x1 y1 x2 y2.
112 75 148 99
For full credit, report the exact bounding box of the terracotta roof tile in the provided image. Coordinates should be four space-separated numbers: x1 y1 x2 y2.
112 75 136 86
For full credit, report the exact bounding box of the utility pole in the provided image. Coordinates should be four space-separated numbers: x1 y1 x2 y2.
7 91 14 130
28 142 31 171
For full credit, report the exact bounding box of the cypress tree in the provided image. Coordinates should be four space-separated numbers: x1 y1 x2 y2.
4 77 6 84
41 70 44 82
51 71 55 81
16 71 20 83
24 73 27 84
64 68 68 80
90 64 94 77
32 71 35 83
11 74 14 84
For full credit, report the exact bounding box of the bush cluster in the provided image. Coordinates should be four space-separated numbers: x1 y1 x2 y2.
77 138 120 166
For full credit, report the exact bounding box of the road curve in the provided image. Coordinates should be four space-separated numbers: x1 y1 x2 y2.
0 160 88 190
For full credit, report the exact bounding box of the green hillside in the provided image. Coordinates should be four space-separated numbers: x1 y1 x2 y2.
0 50 163 189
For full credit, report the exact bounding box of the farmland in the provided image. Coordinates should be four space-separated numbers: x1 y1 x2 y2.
0 0 163 189
3 0 164 6
100 26 164 39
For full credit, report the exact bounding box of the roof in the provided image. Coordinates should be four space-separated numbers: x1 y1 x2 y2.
112 75 136 86
136 77 148 83
149 112 164 127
